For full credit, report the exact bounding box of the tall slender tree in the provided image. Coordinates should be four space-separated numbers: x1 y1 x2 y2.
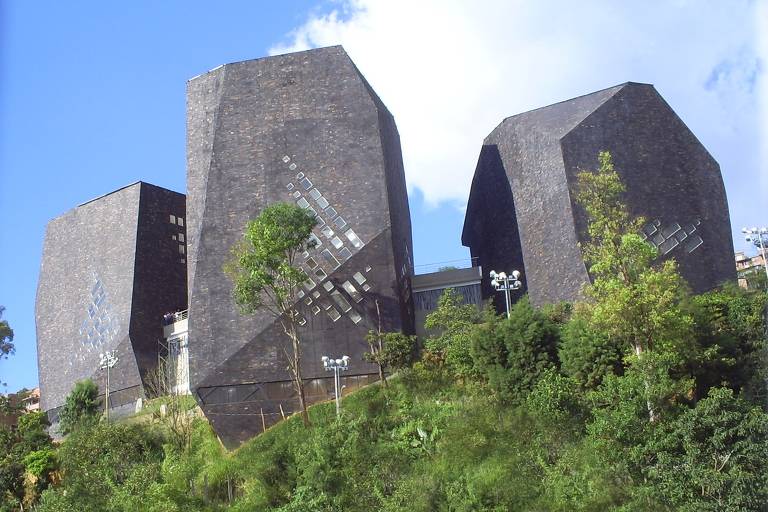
574 151 694 421
226 203 317 427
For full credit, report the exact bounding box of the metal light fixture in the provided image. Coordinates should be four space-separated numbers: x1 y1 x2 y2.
489 269 522 318
322 355 350 417
99 350 118 421
741 227 768 282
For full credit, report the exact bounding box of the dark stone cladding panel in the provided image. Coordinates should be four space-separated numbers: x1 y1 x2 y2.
185 46 413 445
561 84 736 293
35 182 187 412
462 82 735 308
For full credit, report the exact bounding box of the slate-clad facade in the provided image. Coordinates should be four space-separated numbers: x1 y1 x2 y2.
36 182 187 417
186 46 413 447
462 82 735 308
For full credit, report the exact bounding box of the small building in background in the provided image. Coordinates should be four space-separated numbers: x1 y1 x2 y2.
735 251 767 290
412 266 484 339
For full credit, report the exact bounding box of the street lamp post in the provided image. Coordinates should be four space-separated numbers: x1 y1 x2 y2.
99 350 118 421
489 269 522 318
322 355 350 417
742 227 768 283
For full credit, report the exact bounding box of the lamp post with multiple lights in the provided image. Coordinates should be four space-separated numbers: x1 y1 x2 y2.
99 350 118 421
322 355 350 417
742 227 768 283
489 270 522 318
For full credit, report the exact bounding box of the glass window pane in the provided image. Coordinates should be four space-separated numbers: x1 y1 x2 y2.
323 281 334 292
170 214 176 224
321 225 334 239
309 189 321 200
342 281 363 302
177 217 184 227
353 272 367 285
306 257 318 269
316 197 329 209
315 268 327 280
325 206 337 218
349 310 362 324
328 308 341 322
178 233 185 243
321 249 340 269
297 197 310 209
339 247 352 260
292 190 301 198
331 236 343 249
333 216 347 230
331 291 352 312
289 163 297 171
344 229 363 248
301 177 313 190
303 278 316 290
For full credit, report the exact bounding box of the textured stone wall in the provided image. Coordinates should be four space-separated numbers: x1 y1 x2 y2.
463 83 735 308
186 46 413 447
35 182 187 412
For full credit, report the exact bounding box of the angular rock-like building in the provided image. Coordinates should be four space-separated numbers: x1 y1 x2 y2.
186 46 413 446
462 82 735 307
36 182 187 417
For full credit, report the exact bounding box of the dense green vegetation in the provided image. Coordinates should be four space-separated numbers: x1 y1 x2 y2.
3 151 767 511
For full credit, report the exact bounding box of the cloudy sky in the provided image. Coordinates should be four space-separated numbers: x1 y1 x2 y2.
0 1 764 392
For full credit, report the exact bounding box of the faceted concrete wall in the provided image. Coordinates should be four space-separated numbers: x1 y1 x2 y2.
186 46 413 447
463 82 735 308
35 182 187 414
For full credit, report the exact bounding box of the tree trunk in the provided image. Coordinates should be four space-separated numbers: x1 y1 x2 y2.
375 300 388 387
291 329 311 427
634 343 657 422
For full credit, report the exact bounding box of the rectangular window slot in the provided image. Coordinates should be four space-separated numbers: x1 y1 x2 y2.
304 278 316 290
172 235 177 241
286 183 294 191
315 268 327 280
282 155 291 163
300 177 313 190
170 214 176 224
339 247 352 261
331 291 352 313
307 206 317 217
321 225 334 239
298 316 306 326
297 197 310 209
325 206 337 218
365 265 372 272
179 245 185 255
322 301 333 311
304 297 313 305
328 308 341 322
308 233 322 250
177 217 184 227
321 249 340 268
333 216 347 230
292 190 301 198
311 305 321 315
353 272 367 285
312 290 321 299
323 281 335 292
344 229 363 248
178 233 185 243
297 290 305 298
315 216 325 229
306 257 318 269
309 189 321 200
362 283 372 291
289 163 297 171
296 172 305 180
349 310 362 324
331 236 343 249
342 281 363 302
316 196 329 209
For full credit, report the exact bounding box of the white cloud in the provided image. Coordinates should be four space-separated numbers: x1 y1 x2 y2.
271 0 764 233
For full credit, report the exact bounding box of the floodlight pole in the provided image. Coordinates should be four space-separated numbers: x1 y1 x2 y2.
489 269 522 318
742 227 768 283
99 350 118 421
322 355 350 417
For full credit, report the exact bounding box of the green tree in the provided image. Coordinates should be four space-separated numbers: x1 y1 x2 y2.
59 379 99 434
0 307 14 388
640 387 768 510
471 296 560 402
573 151 695 421
364 331 417 386
227 203 317 427
423 288 483 379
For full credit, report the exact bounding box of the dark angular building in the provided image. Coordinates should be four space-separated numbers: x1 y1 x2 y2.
35 182 187 417
186 46 413 446
462 82 735 307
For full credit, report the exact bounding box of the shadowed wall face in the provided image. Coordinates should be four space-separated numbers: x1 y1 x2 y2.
35 182 187 415
463 83 735 309
186 46 413 447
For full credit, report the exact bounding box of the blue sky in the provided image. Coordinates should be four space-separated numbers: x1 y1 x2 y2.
0 1 765 393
